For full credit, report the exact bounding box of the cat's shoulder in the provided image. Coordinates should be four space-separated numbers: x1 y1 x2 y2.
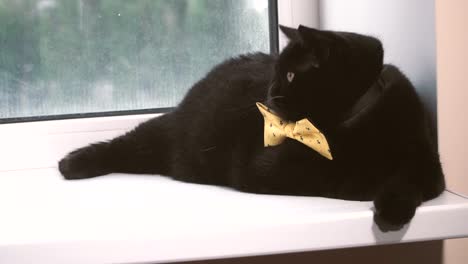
216 52 276 70
232 52 275 63
200 52 276 82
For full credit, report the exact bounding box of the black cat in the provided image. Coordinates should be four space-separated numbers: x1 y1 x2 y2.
59 25 445 230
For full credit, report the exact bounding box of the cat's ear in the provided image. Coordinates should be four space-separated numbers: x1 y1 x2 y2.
298 25 323 42
279 25 300 41
296 25 332 69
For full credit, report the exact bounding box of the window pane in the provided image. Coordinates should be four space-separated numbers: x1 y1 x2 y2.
0 0 270 119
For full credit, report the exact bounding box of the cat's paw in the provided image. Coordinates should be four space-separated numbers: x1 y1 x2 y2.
58 146 109 180
373 192 419 231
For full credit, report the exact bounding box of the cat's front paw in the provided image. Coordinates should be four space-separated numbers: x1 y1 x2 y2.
58 145 109 180
373 192 420 231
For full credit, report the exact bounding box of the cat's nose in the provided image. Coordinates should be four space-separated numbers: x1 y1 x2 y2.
268 83 281 98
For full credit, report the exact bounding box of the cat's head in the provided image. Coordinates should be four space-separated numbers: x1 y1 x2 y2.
267 25 384 129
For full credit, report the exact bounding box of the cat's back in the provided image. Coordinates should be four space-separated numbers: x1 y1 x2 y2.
207 52 276 83
176 52 276 113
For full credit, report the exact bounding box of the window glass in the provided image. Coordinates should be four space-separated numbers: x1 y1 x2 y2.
0 0 270 119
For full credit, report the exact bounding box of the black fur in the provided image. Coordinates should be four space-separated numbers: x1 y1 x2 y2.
59 25 445 229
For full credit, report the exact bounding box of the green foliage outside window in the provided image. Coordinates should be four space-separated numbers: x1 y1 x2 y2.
0 0 270 118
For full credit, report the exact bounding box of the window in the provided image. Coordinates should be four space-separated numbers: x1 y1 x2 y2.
0 0 277 121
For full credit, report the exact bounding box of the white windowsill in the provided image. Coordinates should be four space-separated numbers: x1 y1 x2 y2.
0 114 159 172
1 167 468 264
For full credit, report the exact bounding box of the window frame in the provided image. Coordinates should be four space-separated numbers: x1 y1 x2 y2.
0 0 279 125
0 0 320 172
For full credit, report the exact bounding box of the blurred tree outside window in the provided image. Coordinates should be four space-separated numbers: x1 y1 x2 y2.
0 0 270 119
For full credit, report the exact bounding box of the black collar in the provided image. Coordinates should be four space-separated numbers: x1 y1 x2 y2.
339 65 400 129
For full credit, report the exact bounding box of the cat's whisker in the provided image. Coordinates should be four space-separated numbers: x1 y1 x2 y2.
200 146 217 152
224 95 286 118
266 95 285 101
225 103 257 113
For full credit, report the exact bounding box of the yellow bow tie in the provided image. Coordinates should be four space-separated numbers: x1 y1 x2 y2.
256 102 333 160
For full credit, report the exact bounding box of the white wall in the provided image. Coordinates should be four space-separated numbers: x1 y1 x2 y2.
319 0 437 122
277 0 320 50
436 0 468 196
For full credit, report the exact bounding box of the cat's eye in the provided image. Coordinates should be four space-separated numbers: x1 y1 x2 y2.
287 72 295 83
